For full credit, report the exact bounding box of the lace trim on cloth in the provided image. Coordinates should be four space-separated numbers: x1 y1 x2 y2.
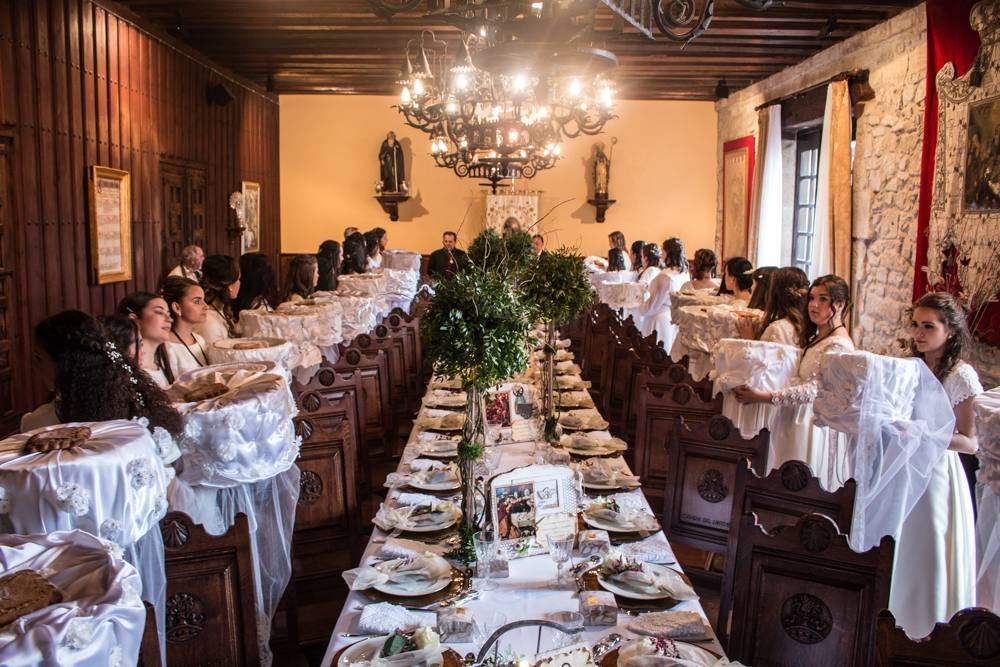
770 379 817 407
943 362 984 407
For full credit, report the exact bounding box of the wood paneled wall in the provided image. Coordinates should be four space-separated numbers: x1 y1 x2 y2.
0 0 279 410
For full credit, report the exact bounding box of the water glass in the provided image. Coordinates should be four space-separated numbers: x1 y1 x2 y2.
474 529 498 591
546 534 576 589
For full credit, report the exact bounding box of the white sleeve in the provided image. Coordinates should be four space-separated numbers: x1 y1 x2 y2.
944 363 984 407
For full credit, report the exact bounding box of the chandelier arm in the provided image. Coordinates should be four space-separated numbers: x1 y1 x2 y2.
654 0 715 44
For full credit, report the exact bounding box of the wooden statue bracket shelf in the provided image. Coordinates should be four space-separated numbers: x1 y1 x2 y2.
587 196 617 223
375 193 409 221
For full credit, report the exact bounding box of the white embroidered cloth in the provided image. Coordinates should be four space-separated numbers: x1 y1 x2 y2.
0 530 146 667
209 337 295 376
598 282 647 309
0 420 168 547
712 339 800 438
670 304 763 381
975 388 1000 495
168 363 300 487
381 250 422 272
314 293 385 341
238 303 342 382
336 273 387 297
815 351 954 552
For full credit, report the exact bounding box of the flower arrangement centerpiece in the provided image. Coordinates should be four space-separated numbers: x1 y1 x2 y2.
420 238 533 561
520 247 592 442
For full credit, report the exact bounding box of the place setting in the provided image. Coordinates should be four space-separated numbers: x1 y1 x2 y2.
332 627 465 667
558 409 611 432
577 551 698 615
417 410 466 433
422 390 468 411
344 552 470 610
415 433 461 459
581 497 660 543
577 457 641 493
372 498 463 539
562 432 629 459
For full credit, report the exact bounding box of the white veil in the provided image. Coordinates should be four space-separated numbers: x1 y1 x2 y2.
816 352 954 552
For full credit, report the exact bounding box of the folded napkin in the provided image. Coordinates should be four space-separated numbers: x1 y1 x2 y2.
603 554 697 600
345 554 452 591
379 537 445 558
565 432 627 453
372 501 460 532
586 501 659 532
386 461 459 489
579 457 640 487
618 538 674 564
358 602 425 634
559 410 607 430
556 375 590 390
395 492 441 507
628 611 707 639
419 439 459 455
419 412 465 430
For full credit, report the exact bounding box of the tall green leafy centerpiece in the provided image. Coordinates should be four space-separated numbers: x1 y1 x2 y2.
520 247 593 442
420 237 533 561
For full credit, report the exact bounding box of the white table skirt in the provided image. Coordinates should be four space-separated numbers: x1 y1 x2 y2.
321 429 725 665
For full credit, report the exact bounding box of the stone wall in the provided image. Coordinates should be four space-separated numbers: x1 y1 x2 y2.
715 4 999 386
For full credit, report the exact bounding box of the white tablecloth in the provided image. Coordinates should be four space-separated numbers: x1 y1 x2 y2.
321 429 724 666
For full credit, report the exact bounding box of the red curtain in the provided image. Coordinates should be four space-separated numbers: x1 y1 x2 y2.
912 0 981 299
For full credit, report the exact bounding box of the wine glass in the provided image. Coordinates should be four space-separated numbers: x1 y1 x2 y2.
546 534 576 589
474 528 498 591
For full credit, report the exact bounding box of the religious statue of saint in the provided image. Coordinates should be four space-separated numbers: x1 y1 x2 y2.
594 143 610 198
379 131 406 193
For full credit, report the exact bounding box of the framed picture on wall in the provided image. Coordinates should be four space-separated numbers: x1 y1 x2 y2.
241 180 261 253
721 136 755 260
87 165 133 284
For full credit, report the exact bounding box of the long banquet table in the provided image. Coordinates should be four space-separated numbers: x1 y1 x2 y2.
321 368 727 665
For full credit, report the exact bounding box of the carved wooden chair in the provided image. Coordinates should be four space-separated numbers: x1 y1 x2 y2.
581 304 615 402
333 342 392 461
728 513 893 667
633 373 723 518
718 459 857 647
160 512 260 666
875 608 1000 666
138 602 162 667
661 414 768 555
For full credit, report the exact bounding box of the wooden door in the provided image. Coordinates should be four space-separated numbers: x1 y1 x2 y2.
0 140 24 435
161 162 207 276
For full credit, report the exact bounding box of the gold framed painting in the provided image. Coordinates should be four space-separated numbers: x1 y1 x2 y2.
721 136 755 261
241 180 261 253
88 166 132 284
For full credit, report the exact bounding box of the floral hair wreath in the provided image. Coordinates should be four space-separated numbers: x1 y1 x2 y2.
104 340 145 407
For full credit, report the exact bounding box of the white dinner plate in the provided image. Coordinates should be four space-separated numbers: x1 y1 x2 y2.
583 511 658 533
397 513 459 533
598 562 684 600
408 478 461 492
340 637 445 667
372 570 453 597
419 445 459 458
614 642 716 667
583 479 642 491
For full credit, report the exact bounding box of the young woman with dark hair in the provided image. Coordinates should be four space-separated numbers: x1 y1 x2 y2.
235 252 278 316
718 256 753 302
316 240 341 292
197 254 240 345
747 266 777 311
117 291 173 388
888 290 980 641
638 243 662 284
680 248 720 292
161 276 210 381
342 232 368 275
364 230 383 270
282 254 319 303
732 274 854 489
662 237 689 274
98 313 140 364
607 247 627 272
736 266 809 344
21 310 183 438
607 231 630 271
633 238 690 347
630 240 645 272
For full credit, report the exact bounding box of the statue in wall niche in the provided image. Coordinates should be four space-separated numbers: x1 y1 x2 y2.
593 137 617 199
379 131 406 193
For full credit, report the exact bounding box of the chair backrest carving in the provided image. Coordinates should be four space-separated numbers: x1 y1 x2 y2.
875 608 1000 666
729 513 893 667
160 512 260 666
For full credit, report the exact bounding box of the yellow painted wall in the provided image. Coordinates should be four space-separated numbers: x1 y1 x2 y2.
280 95 717 257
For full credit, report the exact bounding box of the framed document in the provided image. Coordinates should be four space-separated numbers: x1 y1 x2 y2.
488 464 578 556
241 180 261 253
721 136 755 261
88 166 132 284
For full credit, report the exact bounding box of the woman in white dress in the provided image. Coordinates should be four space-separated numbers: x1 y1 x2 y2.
634 238 690 347
20 310 183 439
717 256 753 303
364 230 383 271
732 274 854 485
679 248 720 292
117 292 173 388
625 243 662 330
735 266 809 345
747 266 777 311
281 254 319 304
195 254 240 346
889 291 979 638
161 276 211 380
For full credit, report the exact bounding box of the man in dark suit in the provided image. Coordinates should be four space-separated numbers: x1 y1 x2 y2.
532 233 547 258
427 231 468 280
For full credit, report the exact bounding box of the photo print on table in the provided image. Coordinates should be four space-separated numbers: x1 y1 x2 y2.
495 481 536 540
484 391 512 426
534 478 561 511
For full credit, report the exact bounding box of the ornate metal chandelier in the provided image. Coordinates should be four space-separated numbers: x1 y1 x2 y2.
395 2 618 188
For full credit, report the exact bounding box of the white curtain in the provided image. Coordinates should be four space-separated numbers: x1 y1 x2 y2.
813 80 853 281
753 105 784 267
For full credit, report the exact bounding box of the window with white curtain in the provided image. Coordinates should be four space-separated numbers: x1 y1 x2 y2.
791 128 821 275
